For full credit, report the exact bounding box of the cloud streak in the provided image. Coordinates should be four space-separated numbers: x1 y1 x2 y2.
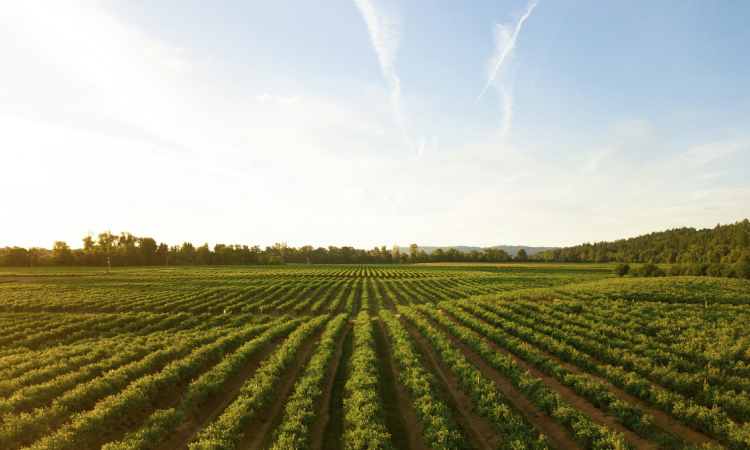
477 0 538 103
353 0 412 149
476 0 538 141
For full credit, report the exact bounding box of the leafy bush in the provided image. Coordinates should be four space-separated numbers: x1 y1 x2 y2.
612 264 630 278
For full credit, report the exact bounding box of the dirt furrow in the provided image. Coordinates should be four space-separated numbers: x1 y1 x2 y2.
434 310 658 450
462 307 721 447
397 315 499 450
237 329 326 450
152 334 290 450
313 323 354 450
373 318 425 450
417 311 580 450
368 280 380 316
375 280 399 311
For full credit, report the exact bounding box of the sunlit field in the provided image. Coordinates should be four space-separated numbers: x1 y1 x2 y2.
0 264 748 450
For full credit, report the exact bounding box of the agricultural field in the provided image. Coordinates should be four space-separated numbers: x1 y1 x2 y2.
0 264 749 450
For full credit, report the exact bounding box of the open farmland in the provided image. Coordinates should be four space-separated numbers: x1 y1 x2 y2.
0 264 749 450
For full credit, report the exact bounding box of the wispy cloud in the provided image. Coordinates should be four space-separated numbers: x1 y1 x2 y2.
477 0 538 103
580 148 611 174
353 0 412 149
676 141 747 166
477 0 538 140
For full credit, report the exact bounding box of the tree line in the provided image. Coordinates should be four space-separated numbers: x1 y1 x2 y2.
532 219 750 265
0 232 528 267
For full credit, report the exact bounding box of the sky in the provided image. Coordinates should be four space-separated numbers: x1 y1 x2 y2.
2 0 749 250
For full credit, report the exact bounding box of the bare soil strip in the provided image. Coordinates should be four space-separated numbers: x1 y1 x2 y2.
372 318 424 450
398 316 499 450
396 281 423 305
150 335 290 450
436 310 660 450
382 280 415 306
418 312 580 450
317 282 345 315
351 281 361 316
314 324 354 450
297 284 332 316
236 329 326 450
402 280 435 304
280 287 316 314
375 280 400 311
367 280 380 315
465 309 721 447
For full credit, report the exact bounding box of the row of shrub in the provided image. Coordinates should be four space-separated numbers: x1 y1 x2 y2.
397 305 550 450
416 305 629 450
190 315 329 449
101 317 304 450
269 313 348 449
444 301 655 435
379 310 468 449
614 261 750 279
341 309 394 449
478 300 750 450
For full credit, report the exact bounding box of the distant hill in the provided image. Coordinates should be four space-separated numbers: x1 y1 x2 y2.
531 219 750 263
399 245 557 256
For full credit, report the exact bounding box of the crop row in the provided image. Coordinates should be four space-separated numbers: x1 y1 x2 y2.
416 304 630 450
189 314 329 449
101 316 308 449
485 300 750 424
379 309 468 449
438 302 663 439
396 305 550 450
7 318 283 449
473 299 750 450
268 313 349 449
341 309 394 449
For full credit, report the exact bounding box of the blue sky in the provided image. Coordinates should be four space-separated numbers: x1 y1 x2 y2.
2 0 749 249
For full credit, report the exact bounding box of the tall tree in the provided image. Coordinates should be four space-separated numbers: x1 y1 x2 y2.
51 241 74 266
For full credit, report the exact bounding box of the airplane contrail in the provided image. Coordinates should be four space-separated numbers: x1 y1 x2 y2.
476 0 538 103
354 0 413 149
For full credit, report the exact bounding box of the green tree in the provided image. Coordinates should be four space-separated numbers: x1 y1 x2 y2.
516 248 528 262
139 238 157 265
51 241 74 266
409 243 418 260
613 263 630 277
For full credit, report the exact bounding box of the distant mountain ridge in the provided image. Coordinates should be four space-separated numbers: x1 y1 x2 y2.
398 245 557 256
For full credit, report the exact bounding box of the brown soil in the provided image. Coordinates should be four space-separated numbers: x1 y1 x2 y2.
375 280 401 311
333 282 356 317
350 281 365 317
309 322 352 449
488 306 723 446
394 281 422 305
436 310 659 450
152 335 288 450
398 316 499 450
383 280 414 306
368 280 380 315
236 329 325 450
375 318 427 450
313 282 346 315
401 280 434 304
418 312 579 450
297 284 333 316
279 286 316 314
468 312 721 447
